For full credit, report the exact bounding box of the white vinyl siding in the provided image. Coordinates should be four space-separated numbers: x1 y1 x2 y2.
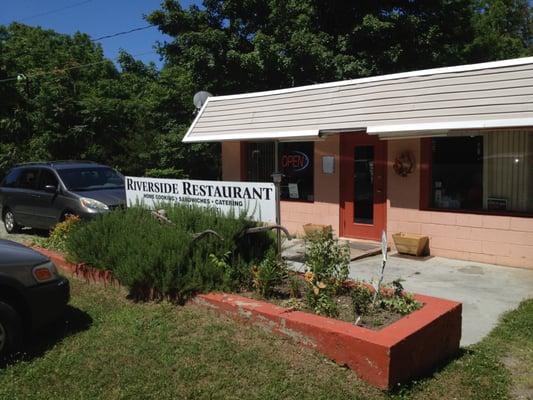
184 57 533 142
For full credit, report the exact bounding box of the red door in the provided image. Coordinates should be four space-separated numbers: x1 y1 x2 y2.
340 133 387 241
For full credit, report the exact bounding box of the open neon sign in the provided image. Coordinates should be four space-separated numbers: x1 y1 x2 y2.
281 151 310 172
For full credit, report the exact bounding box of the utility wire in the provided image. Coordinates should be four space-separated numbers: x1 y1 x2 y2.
0 50 157 84
11 0 95 23
91 25 156 42
0 22 160 83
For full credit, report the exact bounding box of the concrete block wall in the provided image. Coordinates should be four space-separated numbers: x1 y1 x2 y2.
387 138 533 269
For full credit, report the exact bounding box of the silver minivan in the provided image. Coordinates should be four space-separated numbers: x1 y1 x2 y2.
0 161 125 232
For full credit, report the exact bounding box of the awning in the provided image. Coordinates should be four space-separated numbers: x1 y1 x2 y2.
183 57 533 143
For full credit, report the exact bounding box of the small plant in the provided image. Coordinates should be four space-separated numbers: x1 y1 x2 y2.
252 250 287 298
304 229 350 290
376 279 421 315
311 291 338 317
302 229 349 317
208 251 232 283
38 214 81 252
350 284 373 323
288 274 301 298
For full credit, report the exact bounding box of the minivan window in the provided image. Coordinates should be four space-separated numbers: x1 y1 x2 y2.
57 167 124 191
18 169 39 190
1 169 21 188
37 170 59 191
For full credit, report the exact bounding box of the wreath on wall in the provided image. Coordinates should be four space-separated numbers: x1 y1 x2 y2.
393 151 415 177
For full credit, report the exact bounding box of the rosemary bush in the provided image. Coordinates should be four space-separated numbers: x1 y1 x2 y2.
64 205 274 303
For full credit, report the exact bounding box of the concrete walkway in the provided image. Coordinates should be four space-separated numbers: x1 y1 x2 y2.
284 241 533 346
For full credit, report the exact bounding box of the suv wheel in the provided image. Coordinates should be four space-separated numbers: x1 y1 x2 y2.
3 209 21 234
0 301 22 358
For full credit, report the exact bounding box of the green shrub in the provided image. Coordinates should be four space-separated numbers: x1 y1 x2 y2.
64 204 275 303
350 284 373 316
302 230 350 317
251 249 287 298
379 280 422 315
33 214 81 252
304 229 350 290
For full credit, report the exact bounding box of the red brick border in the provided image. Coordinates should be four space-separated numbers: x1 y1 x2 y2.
34 247 119 287
34 246 461 389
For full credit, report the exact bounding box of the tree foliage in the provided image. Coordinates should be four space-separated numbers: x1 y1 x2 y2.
147 0 532 94
0 23 219 179
1 1 532 179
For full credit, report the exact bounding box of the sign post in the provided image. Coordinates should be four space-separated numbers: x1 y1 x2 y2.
372 230 388 306
273 140 283 259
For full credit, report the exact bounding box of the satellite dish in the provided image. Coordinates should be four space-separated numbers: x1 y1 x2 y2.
193 91 212 110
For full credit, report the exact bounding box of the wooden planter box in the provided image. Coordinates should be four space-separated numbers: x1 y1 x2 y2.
303 223 332 236
392 233 429 256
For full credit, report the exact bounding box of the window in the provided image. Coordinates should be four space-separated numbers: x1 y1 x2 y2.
57 167 124 191
1 169 21 188
427 131 533 215
37 169 58 191
17 169 39 190
245 142 314 202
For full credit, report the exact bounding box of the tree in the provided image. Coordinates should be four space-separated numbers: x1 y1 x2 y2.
0 23 220 179
467 0 533 61
147 0 532 95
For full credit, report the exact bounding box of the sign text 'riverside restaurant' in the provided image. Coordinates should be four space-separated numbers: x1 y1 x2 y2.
125 176 276 223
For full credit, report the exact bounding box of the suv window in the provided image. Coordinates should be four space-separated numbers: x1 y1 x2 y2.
17 169 39 190
36 169 58 191
1 169 21 188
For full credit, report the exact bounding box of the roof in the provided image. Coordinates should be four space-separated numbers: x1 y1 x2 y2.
183 57 533 142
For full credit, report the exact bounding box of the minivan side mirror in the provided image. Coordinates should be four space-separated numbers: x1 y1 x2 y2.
44 184 58 193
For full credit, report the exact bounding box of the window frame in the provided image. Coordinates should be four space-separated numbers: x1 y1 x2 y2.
420 138 533 218
241 141 315 204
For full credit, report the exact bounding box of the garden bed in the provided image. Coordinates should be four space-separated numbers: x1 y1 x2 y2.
194 291 461 390
239 279 407 330
33 246 462 390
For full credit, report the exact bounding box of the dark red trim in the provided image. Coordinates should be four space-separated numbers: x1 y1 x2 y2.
239 141 247 181
422 207 533 219
280 199 315 204
419 138 432 210
339 132 387 241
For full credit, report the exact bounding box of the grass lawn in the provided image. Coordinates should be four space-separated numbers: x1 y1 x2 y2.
0 279 531 400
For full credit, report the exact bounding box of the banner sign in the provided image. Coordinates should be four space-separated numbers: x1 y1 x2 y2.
125 176 276 223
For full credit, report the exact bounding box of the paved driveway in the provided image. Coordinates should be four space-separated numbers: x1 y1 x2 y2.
0 223 47 244
285 243 533 346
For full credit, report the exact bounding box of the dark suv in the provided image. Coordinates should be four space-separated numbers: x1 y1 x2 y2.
0 161 125 233
0 240 69 357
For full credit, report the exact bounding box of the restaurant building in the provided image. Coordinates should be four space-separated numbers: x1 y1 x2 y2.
184 57 533 269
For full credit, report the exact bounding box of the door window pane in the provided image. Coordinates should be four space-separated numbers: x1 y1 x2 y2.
354 146 374 224
37 170 58 191
17 169 39 190
1 169 21 188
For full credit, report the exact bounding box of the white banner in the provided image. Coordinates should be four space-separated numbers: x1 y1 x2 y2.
125 176 276 223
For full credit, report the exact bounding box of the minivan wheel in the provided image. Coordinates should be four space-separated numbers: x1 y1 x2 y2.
3 209 21 234
0 302 22 358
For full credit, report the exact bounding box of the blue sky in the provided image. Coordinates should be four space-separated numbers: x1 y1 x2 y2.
1 0 198 68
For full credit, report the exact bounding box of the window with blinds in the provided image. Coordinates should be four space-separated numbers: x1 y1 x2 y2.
430 130 533 214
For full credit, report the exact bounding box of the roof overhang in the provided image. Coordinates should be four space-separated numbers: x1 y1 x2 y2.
183 56 533 144
368 118 533 139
